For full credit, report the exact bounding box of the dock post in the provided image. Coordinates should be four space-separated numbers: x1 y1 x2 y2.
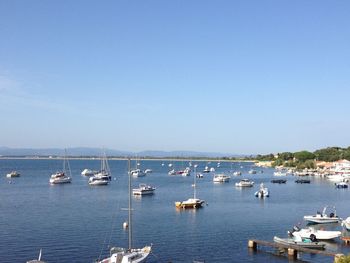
287 248 297 259
334 254 345 263
248 240 257 251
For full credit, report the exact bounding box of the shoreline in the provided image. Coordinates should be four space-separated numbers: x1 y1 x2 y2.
0 156 256 162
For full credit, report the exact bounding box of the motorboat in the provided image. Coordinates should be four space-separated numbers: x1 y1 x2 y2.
50 172 72 184
6 171 20 178
81 169 97 176
248 169 257 174
271 179 287 184
335 182 348 188
210 167 215 172
304 206 340 224
342 217 350 231
254 183 269 198
289 225 341 240
27 249 46 263
130 169 146 177
327 174 346 182
235 179 254 187
97 159 152 263
274 171 287 176
132 184 156 195
168 169 176 175
273 236 325 250
196 173 203 178
89 176 109 186
233 171 241 176
213 174 230 183
144 169 152 174
295 179 310 184
175 164 205 209
203 166 210 173
181 167 191 176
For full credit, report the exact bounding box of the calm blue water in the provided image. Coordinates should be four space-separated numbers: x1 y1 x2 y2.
1 159 350 263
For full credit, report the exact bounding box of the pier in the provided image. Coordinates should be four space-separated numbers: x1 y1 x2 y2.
248 239 345 262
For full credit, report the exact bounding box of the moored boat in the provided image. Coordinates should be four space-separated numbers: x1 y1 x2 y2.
97 159 152 263
335 182 348 188
235 179 254 187
342 217 350 231
273 236 326 250
271 179 287 184
175 164 205 209
6 171 20 178
289 225 341 240
88 176 109 186
132 184 156 195
304 206 340 224
254 183 269 198
213 174 230 183
295 179 310 184
81 169 97 176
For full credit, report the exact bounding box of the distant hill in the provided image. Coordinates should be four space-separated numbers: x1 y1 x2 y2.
0 147 242 158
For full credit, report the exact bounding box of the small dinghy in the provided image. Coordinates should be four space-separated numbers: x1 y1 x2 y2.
273 236 326 250
271 179 287 184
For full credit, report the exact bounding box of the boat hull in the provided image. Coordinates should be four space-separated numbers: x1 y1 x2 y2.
273 236 325 250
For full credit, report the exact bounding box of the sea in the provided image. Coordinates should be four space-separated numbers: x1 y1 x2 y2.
1 159 350 263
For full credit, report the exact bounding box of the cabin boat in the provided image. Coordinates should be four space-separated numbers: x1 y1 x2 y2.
132 184 156 195
89 176 109 186
50 172 72 184
130 169 146 177
81 169 97 176
203 166 210 173
213 174 230 183
235 179 254 187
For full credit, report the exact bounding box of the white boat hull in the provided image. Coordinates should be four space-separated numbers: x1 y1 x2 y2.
292 228 341 240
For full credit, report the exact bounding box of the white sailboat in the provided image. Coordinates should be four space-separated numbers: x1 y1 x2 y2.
27 249 46 263
89 151 111 185
175 164 205 209
97 159 152 263
49 150 72 184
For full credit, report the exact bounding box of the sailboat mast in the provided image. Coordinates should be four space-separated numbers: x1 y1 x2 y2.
128 158 133 251
193 164 197 199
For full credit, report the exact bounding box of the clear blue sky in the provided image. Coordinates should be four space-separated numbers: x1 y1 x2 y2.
0 1 349 155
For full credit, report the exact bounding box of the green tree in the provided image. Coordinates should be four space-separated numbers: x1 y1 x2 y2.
294 151 315 162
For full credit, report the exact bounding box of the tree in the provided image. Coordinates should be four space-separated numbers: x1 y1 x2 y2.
294 151 315 162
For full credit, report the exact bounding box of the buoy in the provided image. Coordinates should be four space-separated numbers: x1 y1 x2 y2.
123 222 128 229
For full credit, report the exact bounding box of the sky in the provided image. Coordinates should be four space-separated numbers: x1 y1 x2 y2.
0 1 349 155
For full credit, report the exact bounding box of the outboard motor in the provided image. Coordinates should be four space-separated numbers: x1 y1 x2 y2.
310 234 317 242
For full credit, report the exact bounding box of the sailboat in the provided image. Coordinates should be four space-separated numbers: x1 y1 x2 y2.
49 149 72 184
130 157 146 177
175 164 205 209
97 159 152 263
89 151 111 185
27 249 46 263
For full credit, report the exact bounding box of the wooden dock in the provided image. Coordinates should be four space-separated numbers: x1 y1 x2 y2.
248 239 345 262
